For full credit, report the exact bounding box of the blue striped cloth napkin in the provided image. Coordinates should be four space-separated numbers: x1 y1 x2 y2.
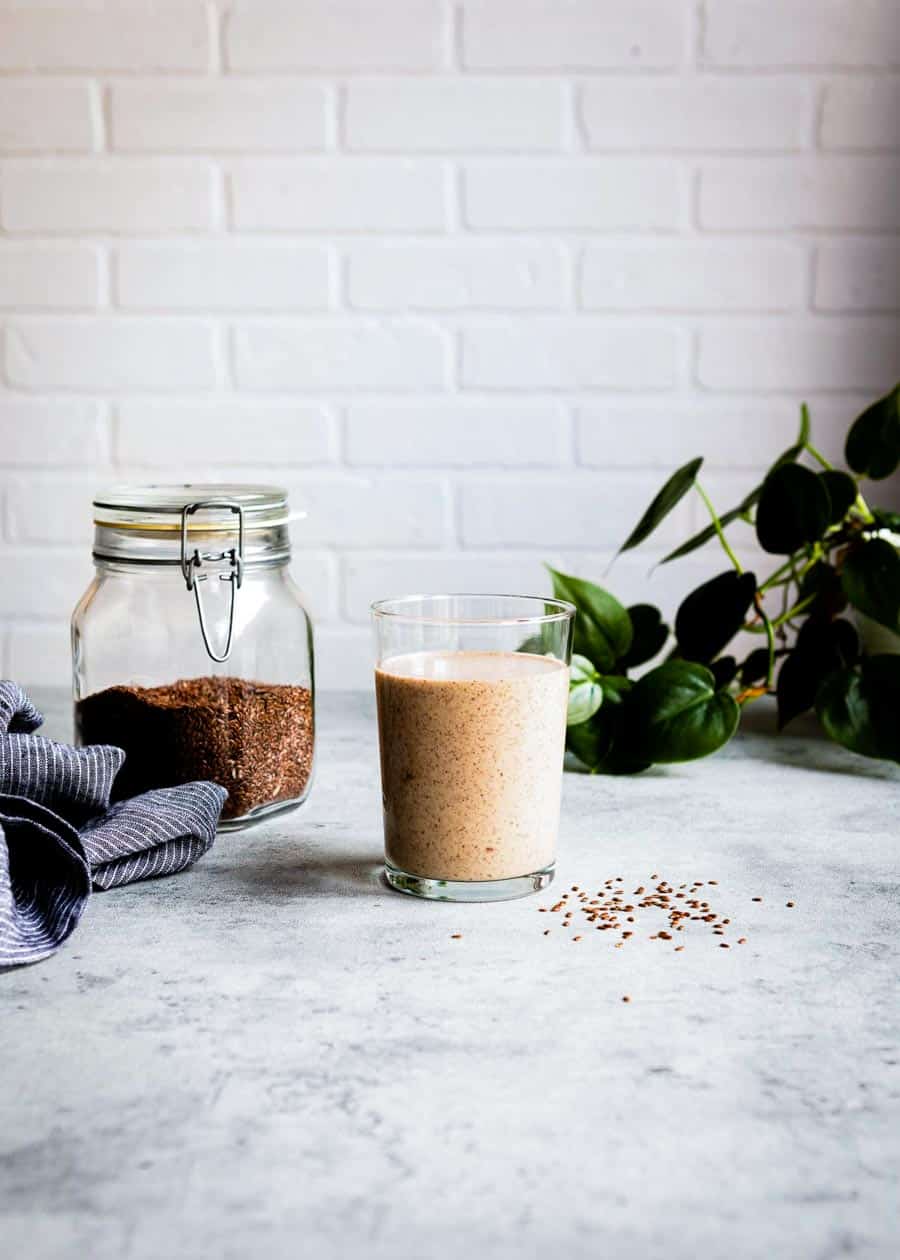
0 681 226 967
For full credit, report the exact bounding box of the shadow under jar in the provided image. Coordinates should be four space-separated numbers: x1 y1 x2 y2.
72 484 315 830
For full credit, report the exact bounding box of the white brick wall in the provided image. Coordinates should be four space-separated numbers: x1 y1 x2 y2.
0 0 898 689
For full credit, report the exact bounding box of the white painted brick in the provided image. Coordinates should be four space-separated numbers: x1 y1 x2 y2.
0 2 210 72
815 243 900 312
581 78 811 151
0 400 107 466
464 161 685 231
1 161 215 234
115 244 331 311
345 404 568 466
342 550 552 622
461 321 679 389
461 0 686 70
313 627 374 691
110 81 328 153
577 401 804 470
460 474 693 547
230 160 448 232
284 476 451 547
5 319 217 390
0 547 90 616
346 243 565 310
117 403 336 464
0 245 100 309
225 0 444 71
345 79 562 152
699 158 900 231
0 80 95 153
6 621 72 689
821 78 900 150
233 321 447 390
6 474 95 543
697 320 900 391
580 243 805 312
703 0 900 67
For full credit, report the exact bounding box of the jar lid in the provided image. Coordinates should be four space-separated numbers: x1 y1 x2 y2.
93 482 298 532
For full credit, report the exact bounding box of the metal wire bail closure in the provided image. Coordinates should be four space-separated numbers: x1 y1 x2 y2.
180 500 244 663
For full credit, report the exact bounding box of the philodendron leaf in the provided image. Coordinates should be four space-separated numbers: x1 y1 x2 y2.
799 560 847 620
756 463 832 554
841 538 900 633
626 661 740 764
548 567 631 673
818 470 857 525
816 655 900 762
739 646 772 686
618 604 669 670
566 673 627 768
567 675 651 774
674 570 757 663
776 618 859 731
845 384 900 481
709 656 737 690
567 654 604 726
618 457 703 555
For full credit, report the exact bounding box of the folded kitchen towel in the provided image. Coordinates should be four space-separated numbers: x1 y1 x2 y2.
0 681 226 967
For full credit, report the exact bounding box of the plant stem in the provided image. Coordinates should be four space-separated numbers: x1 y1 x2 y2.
754 591 776 690
804 441 833 471
852 490 876 525
751 549 811 592
694 481 743 574
744 590 818 633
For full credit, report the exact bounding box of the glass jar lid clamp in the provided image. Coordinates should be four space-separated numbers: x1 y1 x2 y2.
91 483 299 665
180 498 244 663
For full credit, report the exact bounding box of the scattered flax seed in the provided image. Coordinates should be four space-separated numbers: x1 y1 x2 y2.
786 901 795 908
451 934 462 940
622 995 631 1003
752 897 762 902
737 938 746 944
536 873 748 957
543 930 550 936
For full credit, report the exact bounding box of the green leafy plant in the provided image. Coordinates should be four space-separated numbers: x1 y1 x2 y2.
558 385 900 773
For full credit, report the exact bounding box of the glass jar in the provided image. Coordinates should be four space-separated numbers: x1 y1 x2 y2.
72 483 315 830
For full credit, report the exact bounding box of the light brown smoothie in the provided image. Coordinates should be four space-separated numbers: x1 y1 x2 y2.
375 650 569 882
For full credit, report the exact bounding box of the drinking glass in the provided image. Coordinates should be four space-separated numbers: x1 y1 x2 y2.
372 594 574 902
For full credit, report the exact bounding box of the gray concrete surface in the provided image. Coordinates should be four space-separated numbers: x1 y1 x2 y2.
2 690 898 1260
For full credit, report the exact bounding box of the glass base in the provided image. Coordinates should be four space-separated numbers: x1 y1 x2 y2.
384 862 555 902
217 795 305 832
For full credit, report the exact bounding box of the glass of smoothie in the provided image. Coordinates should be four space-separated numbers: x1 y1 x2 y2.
372 594 575 902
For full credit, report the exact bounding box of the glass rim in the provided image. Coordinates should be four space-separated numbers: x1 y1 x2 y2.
370 592 576 627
